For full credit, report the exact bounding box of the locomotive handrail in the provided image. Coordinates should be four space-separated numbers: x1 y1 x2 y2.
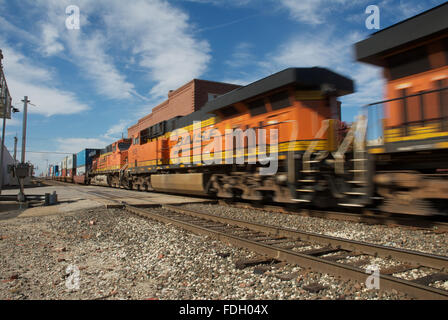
303 120 329 172
333 115 367 175
363 86 448 108
364 85 448 137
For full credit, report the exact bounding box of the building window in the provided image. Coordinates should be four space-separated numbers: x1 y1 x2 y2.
269 91 291 110
208 93 220 101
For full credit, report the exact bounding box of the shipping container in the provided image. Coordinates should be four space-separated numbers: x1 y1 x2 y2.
67 154 76 169
66 154 76 177
59 162 63 177
74 149 101 184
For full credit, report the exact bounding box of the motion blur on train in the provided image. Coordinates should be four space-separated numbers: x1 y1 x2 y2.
47 4 448 216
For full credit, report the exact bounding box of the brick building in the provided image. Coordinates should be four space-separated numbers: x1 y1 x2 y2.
127 79 241 138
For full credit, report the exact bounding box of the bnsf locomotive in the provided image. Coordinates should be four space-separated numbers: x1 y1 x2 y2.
51 4 448 216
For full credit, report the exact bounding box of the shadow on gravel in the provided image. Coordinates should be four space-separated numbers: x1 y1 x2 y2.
0 208 26 220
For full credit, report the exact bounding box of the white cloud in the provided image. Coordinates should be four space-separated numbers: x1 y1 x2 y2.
102 0 211 98
29 0 211 100
41 23 64 56
31 0 137 100
1 43 90 117
66 32 136 100
7 79 89 117
56 138 109 153
278 0 350 25
225 42 255 68
260 29 384 108
0 118 21 138
2 46 52 83
104 119 133 140
181 0 251 6
0 16 39 45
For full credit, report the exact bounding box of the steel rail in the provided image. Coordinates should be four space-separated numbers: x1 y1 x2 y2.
221 201 448 233
159 204 448 271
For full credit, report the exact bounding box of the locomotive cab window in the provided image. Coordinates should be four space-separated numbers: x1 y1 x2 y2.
118 141 131 151
443 37 448 63
140 128 150 144
218 105 239 118
269 91 291 111
386 45 431 80
247 99 267 116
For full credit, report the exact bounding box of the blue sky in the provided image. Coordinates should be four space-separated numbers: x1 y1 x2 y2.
0 0 445 174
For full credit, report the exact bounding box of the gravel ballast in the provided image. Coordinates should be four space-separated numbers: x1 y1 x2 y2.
0 208 411 300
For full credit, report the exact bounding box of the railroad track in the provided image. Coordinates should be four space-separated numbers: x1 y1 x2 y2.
77 188 448 300
40 178 448 233
221 201 448 233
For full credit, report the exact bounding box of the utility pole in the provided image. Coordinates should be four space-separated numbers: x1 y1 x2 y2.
0 104 5 193
17 96 30 202
13 136 17 162
21 96 29 164
0 50 6 194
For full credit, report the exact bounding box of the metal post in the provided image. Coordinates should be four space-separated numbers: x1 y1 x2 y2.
0 113 6 194
0 51 5 195
17 96 30 202
21 96 29 164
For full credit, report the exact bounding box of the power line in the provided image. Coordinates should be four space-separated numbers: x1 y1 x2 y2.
14 151 75 155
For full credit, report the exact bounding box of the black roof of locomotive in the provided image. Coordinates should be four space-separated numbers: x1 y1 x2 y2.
201 67 354 115
355 2 448 66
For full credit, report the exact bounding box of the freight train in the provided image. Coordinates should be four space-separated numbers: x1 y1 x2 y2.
49 4 448 216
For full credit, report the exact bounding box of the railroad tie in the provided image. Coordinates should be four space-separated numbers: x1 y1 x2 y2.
344 257 371 267
299 247 341 257
380 264 415 275
411 273 448 286
235 257 277 270
321 251 353 262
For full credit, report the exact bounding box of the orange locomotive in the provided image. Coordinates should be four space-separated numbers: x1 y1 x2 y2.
91 138 131 186
356 3 448 215
90 67 354 205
